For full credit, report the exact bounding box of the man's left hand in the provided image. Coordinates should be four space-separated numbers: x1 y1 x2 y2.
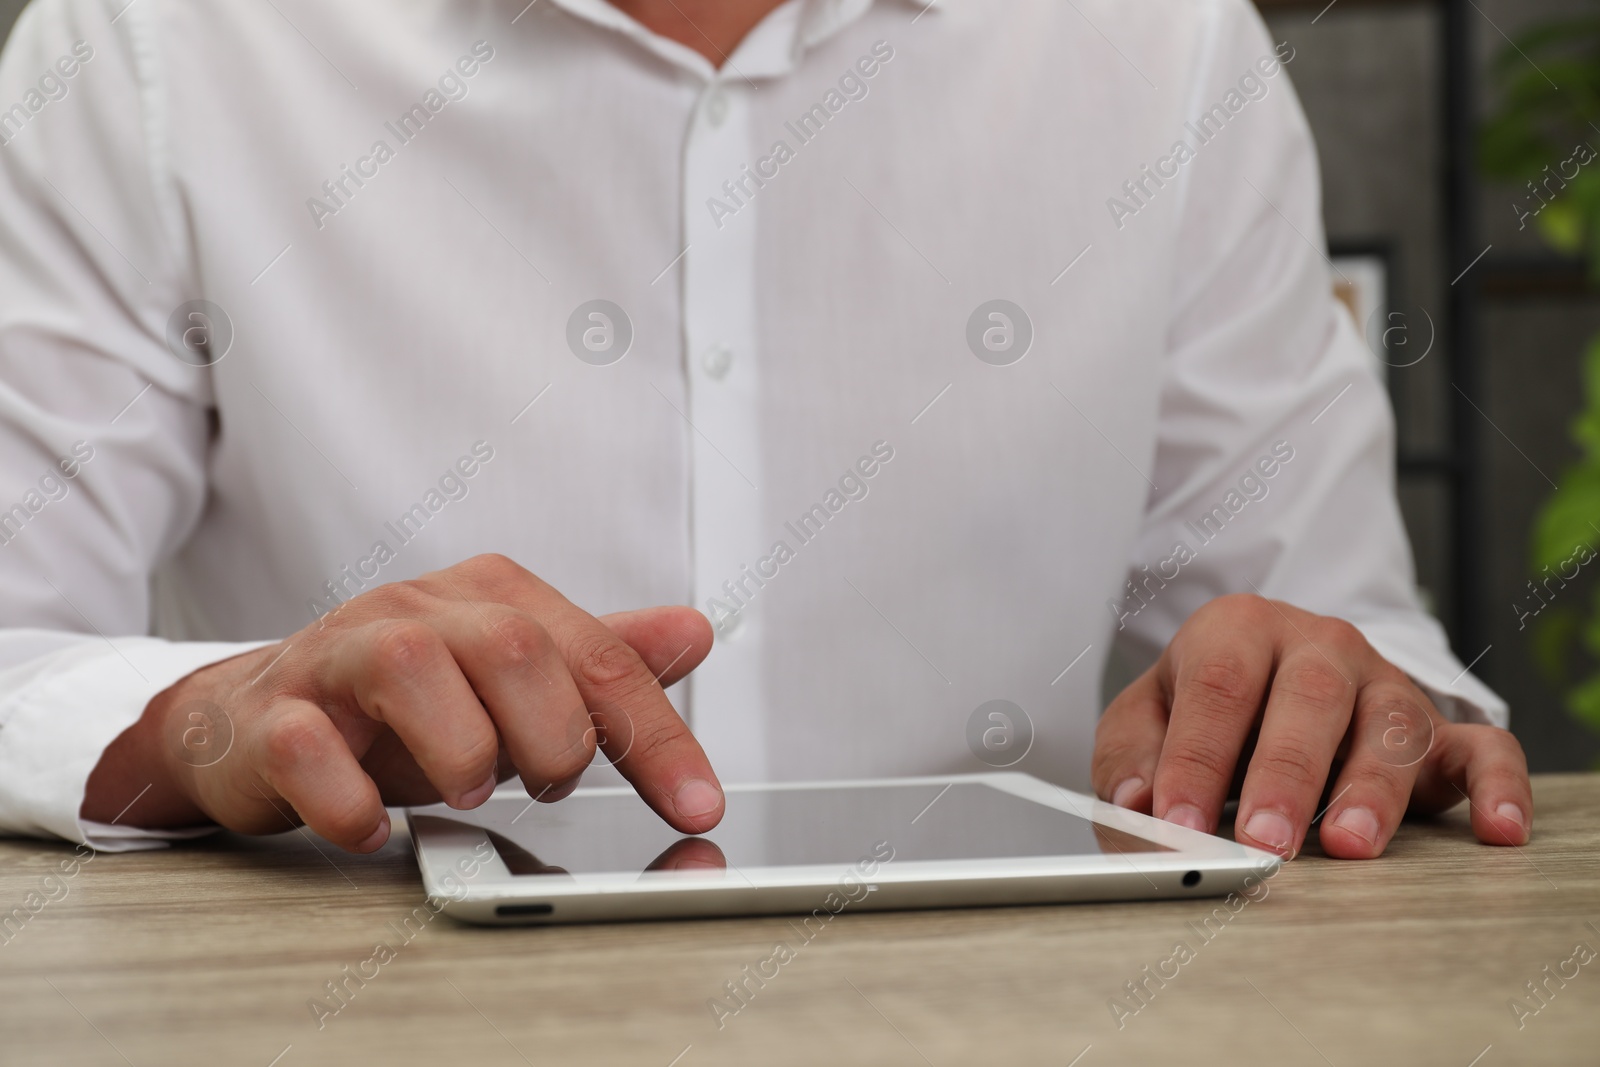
1092 594 1531 859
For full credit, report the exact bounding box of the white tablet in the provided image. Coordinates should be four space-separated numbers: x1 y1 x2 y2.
405 773 1280 925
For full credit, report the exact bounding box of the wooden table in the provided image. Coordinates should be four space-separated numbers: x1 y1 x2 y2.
1 774 1596 1066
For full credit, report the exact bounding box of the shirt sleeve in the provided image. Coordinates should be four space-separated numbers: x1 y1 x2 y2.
0 0 268 850
1112 0 1507 728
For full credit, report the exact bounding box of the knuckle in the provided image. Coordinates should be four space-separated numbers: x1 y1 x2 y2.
437 729 501 784
1368 659 1414 690
522 706 599 781
330 811 383 847
1497 730 1530 769
1278 661 1350 708
481 612 555 672
1160 738 1239 786
556 702 601 751
1182 655 1257 717
309 786 383 843
367 620 446 681
1362 688 1436 758
260 713 326 775
1249 746 1326 792
1312 616 1366 657
460 552 528 585
626 715 688 765
1207 593 1273 628
1458 722 1529 769
1339 755 1410 795
571 632 648 693
1364 690 1430 730
547 737 596 781
367 580 432 615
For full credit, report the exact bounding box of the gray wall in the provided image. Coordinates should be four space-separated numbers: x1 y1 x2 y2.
0 0 1593 769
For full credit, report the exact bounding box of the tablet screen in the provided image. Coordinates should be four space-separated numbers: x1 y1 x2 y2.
421 781 1171 878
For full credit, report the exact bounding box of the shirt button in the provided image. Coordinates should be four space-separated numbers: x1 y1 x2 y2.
704 88 729 128
702 343 733 380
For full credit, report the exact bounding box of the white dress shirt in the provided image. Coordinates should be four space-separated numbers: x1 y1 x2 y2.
0 0 1505 850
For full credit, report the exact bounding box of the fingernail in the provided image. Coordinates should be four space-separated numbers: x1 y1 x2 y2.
1330 806 1379 845
1163 803 1208 834
673 778 723 819
454 772 498 810
539 775 582 803
1242 810 1295 852
1111 777 1144 808
1496 802 1526 834
355 813 390 854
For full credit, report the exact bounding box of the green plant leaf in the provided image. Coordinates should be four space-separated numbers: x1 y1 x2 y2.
1566 670 1600 732
1536 199 1586 251
1574 335 1600 454
1585 588 1600 658
1529 465 1600 573
1531 605 1584 683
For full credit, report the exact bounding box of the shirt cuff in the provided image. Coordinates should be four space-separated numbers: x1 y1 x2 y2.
1354 616 1508 729
0 636 274 852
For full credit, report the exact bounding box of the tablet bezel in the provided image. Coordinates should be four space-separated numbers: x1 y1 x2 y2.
406 772 1281 924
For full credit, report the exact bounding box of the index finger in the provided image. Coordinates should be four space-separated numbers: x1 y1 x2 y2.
432 555 724 833
553 617 725 833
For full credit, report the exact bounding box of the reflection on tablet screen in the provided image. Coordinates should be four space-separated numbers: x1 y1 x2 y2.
419 782 1171 878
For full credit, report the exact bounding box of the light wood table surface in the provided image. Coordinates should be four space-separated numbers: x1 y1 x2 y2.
1 774 1596 1066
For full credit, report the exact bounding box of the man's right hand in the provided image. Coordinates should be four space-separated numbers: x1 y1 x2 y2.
81 554 722 852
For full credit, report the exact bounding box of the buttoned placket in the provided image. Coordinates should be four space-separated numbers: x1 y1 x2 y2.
680 68 769 781
533 0 886 781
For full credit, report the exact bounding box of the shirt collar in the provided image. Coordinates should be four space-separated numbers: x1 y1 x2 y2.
538 0 941 82
800 0 942 49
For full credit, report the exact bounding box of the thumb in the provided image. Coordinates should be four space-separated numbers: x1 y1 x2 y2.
598 606 714 688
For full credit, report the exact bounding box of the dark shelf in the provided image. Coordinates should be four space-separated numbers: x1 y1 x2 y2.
1478 257 1595 299
1398 454 1460 475
1255 0 1438 8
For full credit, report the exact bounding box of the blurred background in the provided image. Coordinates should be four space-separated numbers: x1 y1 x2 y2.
0 0 1594 772
1256 0 1600 774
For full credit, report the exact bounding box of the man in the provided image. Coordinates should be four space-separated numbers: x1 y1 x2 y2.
0 0 1528 861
